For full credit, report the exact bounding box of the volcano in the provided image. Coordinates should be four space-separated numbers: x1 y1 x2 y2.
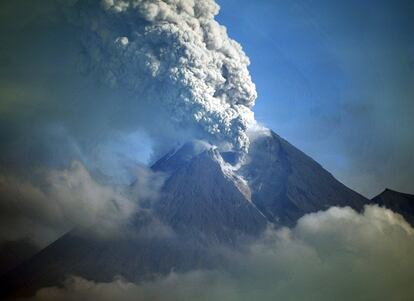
0 130 395 298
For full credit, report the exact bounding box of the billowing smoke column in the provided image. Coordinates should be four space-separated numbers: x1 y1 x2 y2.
71 0 257 153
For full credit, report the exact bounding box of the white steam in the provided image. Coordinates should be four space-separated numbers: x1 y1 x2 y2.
72 0 257 152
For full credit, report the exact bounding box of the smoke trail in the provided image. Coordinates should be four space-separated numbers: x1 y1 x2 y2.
69 0 257 153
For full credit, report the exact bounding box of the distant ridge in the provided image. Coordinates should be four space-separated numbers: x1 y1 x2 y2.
371 188 414 226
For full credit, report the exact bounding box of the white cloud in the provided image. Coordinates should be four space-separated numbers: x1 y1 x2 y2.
0 161 164 246
44 161 138 238
21 205 414 301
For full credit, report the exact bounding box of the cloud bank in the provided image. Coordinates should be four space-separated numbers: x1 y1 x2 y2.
20 205 414 301
0 161 164 247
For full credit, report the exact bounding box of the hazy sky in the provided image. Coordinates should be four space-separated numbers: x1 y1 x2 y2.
218 0 414 197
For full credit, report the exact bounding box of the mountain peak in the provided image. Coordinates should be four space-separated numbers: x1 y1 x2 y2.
153 144 267 245
152 141 252 202
240 130 368 226
380 188 413 198
371 189 414 226
152 140 215 173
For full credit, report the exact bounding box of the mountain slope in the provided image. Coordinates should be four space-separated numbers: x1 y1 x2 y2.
154 147 267 246
0 142 265 298
1 133 375 298
241 131 368 226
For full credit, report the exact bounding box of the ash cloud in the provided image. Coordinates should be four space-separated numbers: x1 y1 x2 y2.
0 0 258 180
20 205 414 301
69 0 257 153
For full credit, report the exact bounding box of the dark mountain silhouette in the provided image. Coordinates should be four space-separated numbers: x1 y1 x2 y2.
371 189 414 226
0 239 39 276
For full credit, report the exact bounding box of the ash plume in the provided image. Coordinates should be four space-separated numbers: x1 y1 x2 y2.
69 0 257 153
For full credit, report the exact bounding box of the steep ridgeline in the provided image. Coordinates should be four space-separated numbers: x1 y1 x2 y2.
240 131 369 226
371 189 414 226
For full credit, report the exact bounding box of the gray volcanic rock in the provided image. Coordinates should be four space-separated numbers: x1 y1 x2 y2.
240 131 368 226
154 147 267 246
371 189 414 226
152 140 213 173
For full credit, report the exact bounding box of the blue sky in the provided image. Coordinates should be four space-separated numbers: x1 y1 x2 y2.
217 0 414 197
